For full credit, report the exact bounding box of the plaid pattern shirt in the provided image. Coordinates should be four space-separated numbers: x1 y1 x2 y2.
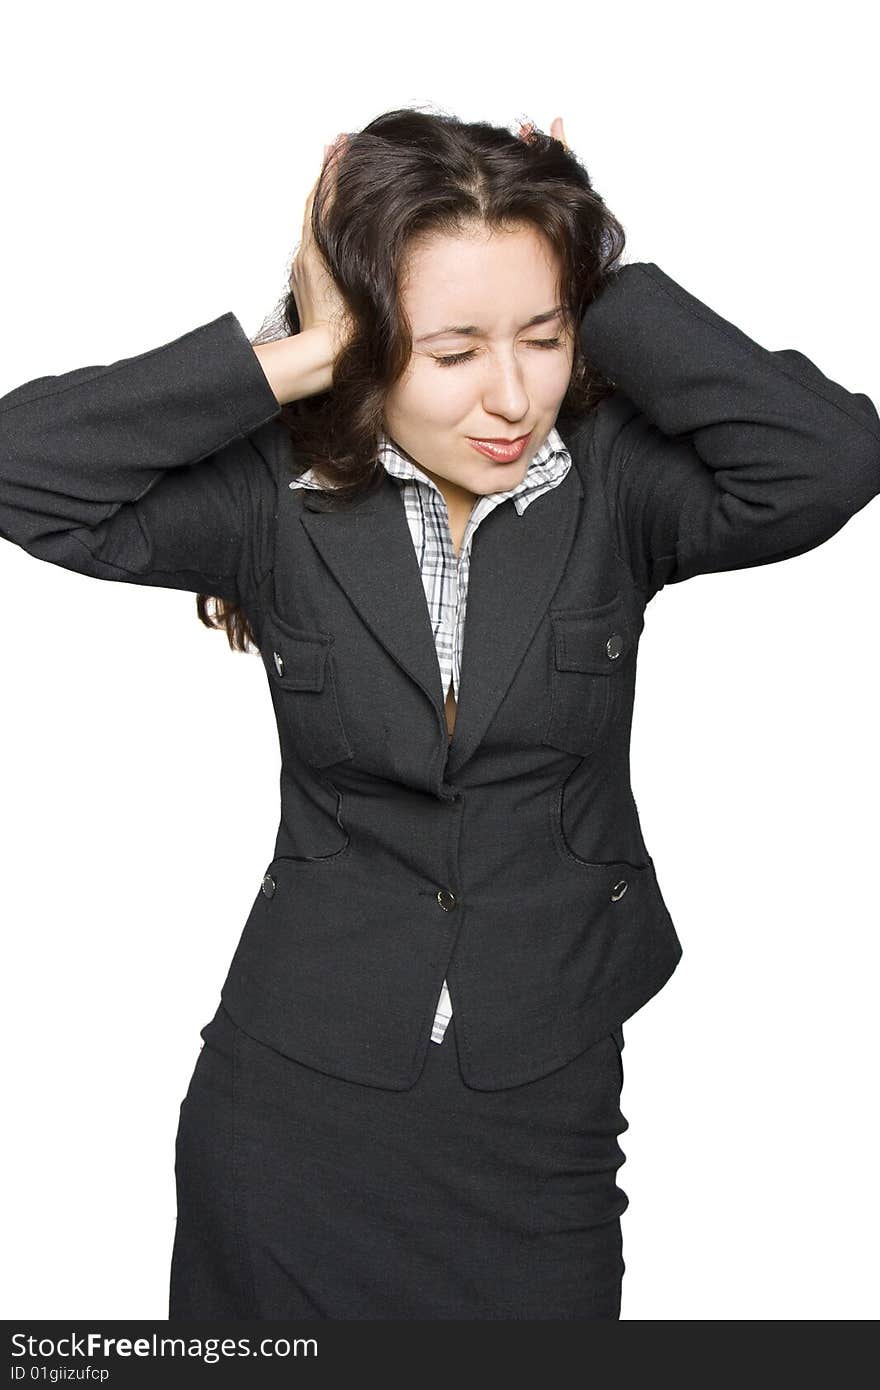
289 425 573 1043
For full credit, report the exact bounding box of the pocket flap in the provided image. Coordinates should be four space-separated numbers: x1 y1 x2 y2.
262 610 332 692
551 599 634 674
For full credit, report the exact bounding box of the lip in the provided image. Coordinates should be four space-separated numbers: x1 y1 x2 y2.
467 430 532 462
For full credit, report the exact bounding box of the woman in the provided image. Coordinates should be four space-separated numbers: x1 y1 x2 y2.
1 109 877 1321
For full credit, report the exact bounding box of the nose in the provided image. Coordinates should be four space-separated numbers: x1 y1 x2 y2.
480 351 530 422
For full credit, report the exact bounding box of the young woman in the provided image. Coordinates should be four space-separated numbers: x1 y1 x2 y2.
1 109 877 1321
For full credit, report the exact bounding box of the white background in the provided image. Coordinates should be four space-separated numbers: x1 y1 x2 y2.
1 0 877 1323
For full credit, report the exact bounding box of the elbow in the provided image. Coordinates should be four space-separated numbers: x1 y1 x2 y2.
824 423 880 524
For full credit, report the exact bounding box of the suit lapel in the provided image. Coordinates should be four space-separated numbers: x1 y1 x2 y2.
446 455 583 774
298 438 585 775
299 473 447 717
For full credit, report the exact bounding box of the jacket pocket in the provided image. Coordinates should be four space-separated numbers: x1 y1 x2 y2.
542 593 635 756
261 608 354 769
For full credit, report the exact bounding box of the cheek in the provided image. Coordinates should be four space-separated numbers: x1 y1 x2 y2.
394 365 474 424
539 354 575 406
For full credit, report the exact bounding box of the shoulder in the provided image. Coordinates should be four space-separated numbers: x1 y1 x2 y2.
247 418 319 491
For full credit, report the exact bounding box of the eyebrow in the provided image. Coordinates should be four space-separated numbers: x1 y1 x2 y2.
414 306 564 343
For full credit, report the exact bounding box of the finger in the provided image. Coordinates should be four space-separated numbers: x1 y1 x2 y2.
314 138 344 211
325 133 347 163
305 144 332 222
303 135 346 243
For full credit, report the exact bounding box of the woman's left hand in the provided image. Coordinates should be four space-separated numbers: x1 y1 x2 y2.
517 116 569 150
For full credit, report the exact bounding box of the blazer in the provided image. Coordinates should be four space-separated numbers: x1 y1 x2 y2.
2 261 878 1092
292 424 574 1046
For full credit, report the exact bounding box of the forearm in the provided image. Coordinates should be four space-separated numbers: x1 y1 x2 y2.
580 261 880 473
579 262 880 594
252 325 336 405
0 312 285 598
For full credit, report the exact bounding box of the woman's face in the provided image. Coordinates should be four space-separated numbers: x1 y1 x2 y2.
383 223 575 501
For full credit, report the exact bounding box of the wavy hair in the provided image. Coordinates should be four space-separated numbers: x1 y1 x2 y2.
198 105 626 650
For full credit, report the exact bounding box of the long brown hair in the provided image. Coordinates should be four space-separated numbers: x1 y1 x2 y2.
197 105 626 651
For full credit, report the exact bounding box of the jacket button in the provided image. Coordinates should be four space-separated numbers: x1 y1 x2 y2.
436 888 457 911
261 872 276 898
273 650 284 677
611 879 628 901
606 633 624 660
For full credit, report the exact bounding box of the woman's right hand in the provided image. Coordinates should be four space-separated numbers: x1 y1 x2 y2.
252 136 354 405
289 134 354 363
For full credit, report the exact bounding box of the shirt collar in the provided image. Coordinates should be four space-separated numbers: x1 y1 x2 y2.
293 426 571 516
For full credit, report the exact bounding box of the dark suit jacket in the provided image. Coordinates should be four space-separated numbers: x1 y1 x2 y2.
2 263 878 1090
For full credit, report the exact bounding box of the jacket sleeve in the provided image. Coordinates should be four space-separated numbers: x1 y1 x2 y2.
579 261 880 599
0 312 283 604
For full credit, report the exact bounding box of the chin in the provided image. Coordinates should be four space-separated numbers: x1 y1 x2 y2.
477 461 529 492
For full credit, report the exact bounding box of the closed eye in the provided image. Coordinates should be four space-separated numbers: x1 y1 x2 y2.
433 337 563 367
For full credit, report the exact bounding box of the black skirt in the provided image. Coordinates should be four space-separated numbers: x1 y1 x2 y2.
169 1000 629 1320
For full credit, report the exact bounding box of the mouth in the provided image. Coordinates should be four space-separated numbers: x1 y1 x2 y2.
466 431 532 462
